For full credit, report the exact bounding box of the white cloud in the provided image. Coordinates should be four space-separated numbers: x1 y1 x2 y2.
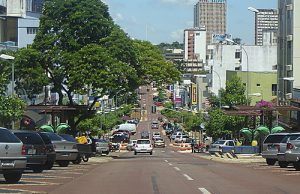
159 0 198 5
170 29 184 40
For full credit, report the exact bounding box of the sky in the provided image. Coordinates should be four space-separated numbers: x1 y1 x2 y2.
102 0 277 45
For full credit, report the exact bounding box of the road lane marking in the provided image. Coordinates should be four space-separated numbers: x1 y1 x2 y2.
161 151 165 153
164 160 168 162
183 174 194 181
168 163 173 166
198 188 211 194
174 167 181 171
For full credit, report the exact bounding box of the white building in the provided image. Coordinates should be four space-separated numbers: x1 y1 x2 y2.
207 32 277 95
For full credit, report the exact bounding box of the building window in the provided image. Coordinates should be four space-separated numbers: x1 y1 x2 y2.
272 84 277 96
27 27 38 34
235 51 241 59
257 84 261 87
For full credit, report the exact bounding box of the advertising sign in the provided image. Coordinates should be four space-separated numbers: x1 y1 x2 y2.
191 84 197 105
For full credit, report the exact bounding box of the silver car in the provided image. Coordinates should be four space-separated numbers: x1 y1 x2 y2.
0 128 27 183
41 132 78 167
208 140 235 154
94 139 110 155
277 133 300 168
285 137 300 170
262 133 289 165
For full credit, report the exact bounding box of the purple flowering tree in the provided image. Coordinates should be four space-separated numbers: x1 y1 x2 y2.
255 100 274 130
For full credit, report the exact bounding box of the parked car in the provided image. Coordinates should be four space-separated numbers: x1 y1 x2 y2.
0 128 27 183
127 140 137 151
171 132 184 140
93 139 110 155
208 140 235 154
262 133 289 165
151 120 159 129
134 139 153 155
284 137 300 170
41 132 78 167
13 130 47 173
38 132 56 170
277 133 300 168
174 135 189 143
153 138 165 148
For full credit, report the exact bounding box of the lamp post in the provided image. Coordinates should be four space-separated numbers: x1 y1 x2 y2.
0 54 15 129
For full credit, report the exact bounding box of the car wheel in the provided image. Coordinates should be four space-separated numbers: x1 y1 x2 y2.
134 151 137 155
278 161 288 168
150 152 153 155
3 172 22 184
57 161 69 167
32 166 44 173
82 155 89 162
72 157 82 164
266 158 276 165
294 161 300 171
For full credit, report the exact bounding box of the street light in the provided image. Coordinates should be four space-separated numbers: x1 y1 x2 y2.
225 38 250 104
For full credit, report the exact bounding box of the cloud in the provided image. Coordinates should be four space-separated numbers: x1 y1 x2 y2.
159 0 198 5
170 29 184 41
114 13 124 22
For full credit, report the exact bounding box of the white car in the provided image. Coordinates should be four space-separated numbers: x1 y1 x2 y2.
208 140 235 154
134 139 153 155
152 132 161 140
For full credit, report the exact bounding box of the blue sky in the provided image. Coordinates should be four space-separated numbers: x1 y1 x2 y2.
102 0 277 45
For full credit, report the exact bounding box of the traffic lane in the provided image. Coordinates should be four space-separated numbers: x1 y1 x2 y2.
164 150 300 194
49 149 201 194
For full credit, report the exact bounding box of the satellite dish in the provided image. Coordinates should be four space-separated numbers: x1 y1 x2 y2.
200 123 205 129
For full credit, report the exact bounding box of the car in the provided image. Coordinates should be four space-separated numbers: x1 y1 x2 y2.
171 132 184 140
153 138 165 148
262 133 289 165
134 139 153 155
117 123 137 135
284 137 300 170
174 135 190 143
152 132 161 140
127 140 137 151
41 132 78 167
277 133 300 168
38 132 56 170
93 139 110 155
208 140 235 154
13 130 47 173
0 127 27 183
151 120 159 129
141 131 150 139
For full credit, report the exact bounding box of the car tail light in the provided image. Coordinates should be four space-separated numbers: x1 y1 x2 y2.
21 145 26 155
287 143 294 150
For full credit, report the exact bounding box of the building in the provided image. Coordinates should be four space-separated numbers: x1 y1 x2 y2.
182 27 206 73
0 0 42 48
194 0 227 46
254 9 278 46
277 0 300 130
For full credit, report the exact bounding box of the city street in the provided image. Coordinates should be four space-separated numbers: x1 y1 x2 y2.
1 87 300 194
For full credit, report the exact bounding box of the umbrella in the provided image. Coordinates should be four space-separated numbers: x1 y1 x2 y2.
56 123 71 134
271 126 285 133
240 128 252 140
39 125 55 132
256 126 270 136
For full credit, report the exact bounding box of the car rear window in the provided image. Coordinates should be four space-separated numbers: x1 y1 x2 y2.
59 134 77 142
264 134 287 143
14 132 44 145
280 134 300 143
137 140 150 144
45 132 64 141
0 128 21 143
38 133 52 144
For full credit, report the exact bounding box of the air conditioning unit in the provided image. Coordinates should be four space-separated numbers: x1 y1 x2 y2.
285 93 292 99
287 35 293 41
286 65 293 71
286 4 293 11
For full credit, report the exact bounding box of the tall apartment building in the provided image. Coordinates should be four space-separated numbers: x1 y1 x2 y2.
183 27 206 73
255 9 278 45
194 0 227 46
0 0 43 48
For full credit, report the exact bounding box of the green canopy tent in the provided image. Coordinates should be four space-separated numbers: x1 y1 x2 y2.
240 128 253 141
39 125 55 133
56 123 71 134
255 126 270 139
271 126 285 133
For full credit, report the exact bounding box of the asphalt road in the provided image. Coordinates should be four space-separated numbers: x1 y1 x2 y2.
2 86 300 194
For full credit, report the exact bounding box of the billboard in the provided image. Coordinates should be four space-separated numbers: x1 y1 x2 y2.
200 0 226 3
191 84 197 105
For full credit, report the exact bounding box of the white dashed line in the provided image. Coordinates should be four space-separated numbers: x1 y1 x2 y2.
183 174 194 181
198 188 211 194
174 167 181 171
168 163 173 166
164 160 168 162
161 150 165 153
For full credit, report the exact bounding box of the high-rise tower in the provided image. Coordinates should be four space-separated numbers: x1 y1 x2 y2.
255 9 278 45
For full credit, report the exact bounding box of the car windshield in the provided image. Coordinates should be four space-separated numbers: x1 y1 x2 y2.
14 132 44 145
155 138 163 141
45 132 65 141
264 134 287 143
38 132 52 144
0 128 21 143
280 134 300 143
213 140 226 145
137 140 150 144
59 134 77 142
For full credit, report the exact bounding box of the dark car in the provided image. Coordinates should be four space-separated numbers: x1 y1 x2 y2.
13 131 47 173
38 132 56 170
0 127 27 183
141 131 150 139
